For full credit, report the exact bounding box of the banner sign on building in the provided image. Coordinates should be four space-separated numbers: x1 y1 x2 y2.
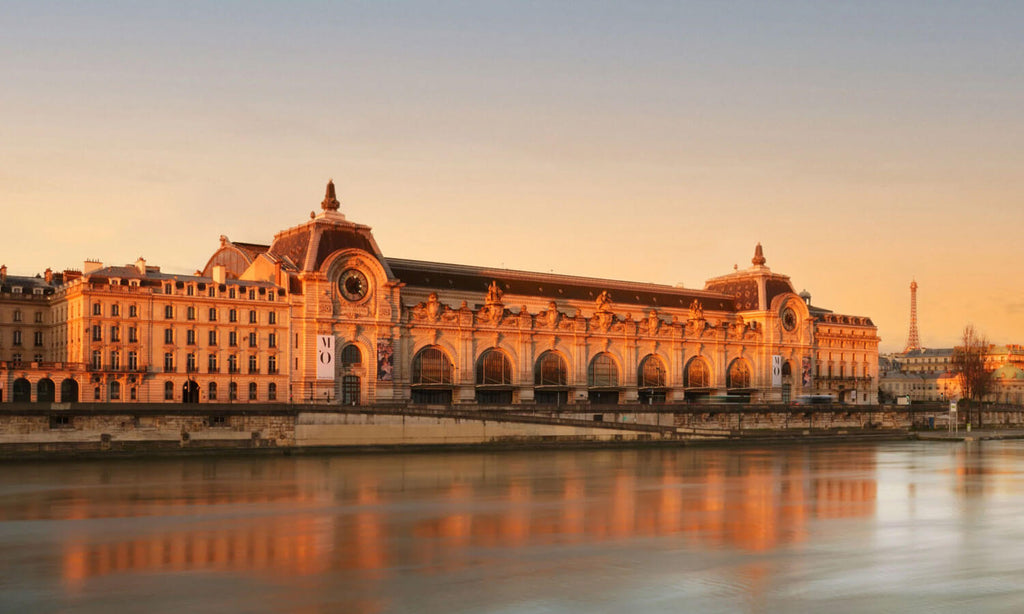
771 355 783 387
316 335 335 380
377 339 394 381
801 356 813 388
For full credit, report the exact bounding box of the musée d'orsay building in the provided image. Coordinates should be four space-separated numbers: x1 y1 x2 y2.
0 182 878 406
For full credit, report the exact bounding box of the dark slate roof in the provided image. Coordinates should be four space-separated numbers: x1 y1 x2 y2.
386 258 737 311
0 274 59 294
899 348 954 358
86 266 280 289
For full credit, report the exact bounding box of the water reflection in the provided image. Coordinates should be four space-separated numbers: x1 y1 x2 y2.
3 443 1024 612
0 448 879 581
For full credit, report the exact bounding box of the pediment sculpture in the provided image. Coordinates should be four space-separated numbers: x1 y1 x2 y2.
540 301 561 329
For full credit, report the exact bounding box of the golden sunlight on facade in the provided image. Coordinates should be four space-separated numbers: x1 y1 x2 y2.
1 182 878 406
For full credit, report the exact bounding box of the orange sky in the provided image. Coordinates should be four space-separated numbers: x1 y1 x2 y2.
3 2 1023 352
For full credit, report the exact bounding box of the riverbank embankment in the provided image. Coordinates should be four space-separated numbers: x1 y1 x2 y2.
0 402 1019 459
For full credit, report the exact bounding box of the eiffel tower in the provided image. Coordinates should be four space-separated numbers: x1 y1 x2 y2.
904 280 922 352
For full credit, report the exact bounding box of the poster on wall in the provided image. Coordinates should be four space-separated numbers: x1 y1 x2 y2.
801 356 813 388
316 335 335 380
771 355 782 387
377 339 394 381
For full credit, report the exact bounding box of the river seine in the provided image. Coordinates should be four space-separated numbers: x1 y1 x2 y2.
2 441 1023 613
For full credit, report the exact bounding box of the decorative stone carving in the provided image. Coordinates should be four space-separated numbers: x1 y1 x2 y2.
688 299 704 321
591 310 614 333
540 301 561 329
478 303 504 327
485 280 504 306
641 309 661 335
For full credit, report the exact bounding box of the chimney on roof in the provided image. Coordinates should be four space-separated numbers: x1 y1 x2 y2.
0 264 6 284
212 265 226 285
135 257 146 275
44 268 53 284
321 179 340 211
83 260 103 274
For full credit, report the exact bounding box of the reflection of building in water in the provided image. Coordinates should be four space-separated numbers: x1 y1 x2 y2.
51 450 879 584
63 514 331 585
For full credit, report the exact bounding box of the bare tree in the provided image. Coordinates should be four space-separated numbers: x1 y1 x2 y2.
951 324 992 427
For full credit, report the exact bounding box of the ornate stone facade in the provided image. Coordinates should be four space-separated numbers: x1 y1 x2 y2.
0 182 879 405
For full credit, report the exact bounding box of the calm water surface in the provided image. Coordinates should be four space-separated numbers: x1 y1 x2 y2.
2 442 1024 613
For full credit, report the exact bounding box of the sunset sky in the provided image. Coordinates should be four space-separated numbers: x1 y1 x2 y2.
4 1 1023 352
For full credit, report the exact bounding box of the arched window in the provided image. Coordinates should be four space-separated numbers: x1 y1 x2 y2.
37 378 56 403
476 349 513 386
684 357 711 388
535 352 568 386
588 353 619 388
638 355 667 388
341 344 362 366
268 382 277 401
476 349 513 404
229 382 238 401
208 382 218 401
248 382 258 400
60 379 79 403
534 351 569 405
164 381 174 401
12 378 31 402
727 359 752 389
412 346 453 385
411 346 454 405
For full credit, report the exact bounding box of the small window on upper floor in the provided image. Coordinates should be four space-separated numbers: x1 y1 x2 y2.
186 285 194 296
92 303 102 316
34 312 43 323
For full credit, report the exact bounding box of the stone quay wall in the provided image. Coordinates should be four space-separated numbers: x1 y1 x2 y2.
0 403 1019 458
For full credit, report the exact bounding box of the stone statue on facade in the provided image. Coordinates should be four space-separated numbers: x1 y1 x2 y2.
486 280 504 306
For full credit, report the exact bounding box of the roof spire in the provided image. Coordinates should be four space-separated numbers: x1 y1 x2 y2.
751 243 766 266
321 179 340 211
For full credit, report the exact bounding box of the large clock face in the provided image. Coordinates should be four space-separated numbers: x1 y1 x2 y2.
781 307 798 332
338 268 369 302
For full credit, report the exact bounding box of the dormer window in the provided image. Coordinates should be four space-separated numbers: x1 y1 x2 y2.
33 288 43 295
12 287 22 294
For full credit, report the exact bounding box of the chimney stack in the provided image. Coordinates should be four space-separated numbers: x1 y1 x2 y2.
212 265 226 285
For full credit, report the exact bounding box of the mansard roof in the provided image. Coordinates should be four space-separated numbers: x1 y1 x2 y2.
82 265 280 289
0 273 61 295
258 182 394 277
386 258 738 311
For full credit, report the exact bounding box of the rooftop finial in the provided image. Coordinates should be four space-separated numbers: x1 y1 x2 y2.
321 179 340 211
752 243 766 266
